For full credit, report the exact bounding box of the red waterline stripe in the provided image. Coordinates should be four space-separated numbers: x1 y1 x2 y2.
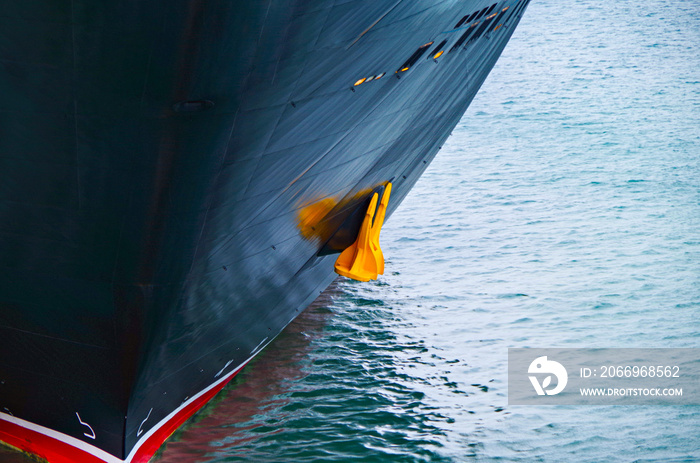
128 368 242 463
0 364 248 463
0 419 107 463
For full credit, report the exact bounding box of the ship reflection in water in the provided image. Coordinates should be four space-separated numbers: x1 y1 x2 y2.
151 288 339 462
0 447 34 463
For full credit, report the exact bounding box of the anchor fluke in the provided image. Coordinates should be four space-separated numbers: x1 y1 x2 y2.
334 183 392 281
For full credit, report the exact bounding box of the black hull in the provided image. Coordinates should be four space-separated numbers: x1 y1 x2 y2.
0 0 530 460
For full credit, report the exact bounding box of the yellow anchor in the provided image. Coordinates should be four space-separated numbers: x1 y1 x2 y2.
334 183 392 281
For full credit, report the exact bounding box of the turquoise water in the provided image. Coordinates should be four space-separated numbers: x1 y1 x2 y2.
150 1 699 461
2 1 697 462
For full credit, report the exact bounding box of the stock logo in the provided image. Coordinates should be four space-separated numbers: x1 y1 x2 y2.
528 356 568 396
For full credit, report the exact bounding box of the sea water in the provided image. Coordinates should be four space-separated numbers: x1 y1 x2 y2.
155 0 700 462
3 0 696 462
